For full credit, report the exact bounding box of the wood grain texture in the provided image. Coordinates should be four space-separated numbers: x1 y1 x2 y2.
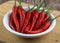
0 1 60 43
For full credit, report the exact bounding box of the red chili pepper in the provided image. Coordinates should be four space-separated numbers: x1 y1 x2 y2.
24 23 31 33
21 3 36 33
23 1 45 32
32 0 47 30
25 14 60 34
21 8 26 26
29 10 39 31
17 0 26 32
21 11 31 32
9 14 16 31
42 14 49 24
12 0 20 32
18 8 22 30
12 7 19 32
23 13 33 33
34 12 45 30
18 8 26 32
26 21 50 34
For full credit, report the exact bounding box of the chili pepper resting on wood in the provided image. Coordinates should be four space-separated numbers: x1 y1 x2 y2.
18 0 26 32
12 0 19 32
26 15 60 34
9 14 16 31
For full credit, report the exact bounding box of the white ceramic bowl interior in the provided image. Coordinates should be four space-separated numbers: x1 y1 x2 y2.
3 6 56 38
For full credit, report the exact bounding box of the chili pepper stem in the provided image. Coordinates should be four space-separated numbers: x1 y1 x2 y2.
37 2 43 10
37 0 46 11
29 6 35 12
14 0 16 7
28 1 41 12
27 1 30 10
50 15 60 23
42 0 50 17
19 0 22 8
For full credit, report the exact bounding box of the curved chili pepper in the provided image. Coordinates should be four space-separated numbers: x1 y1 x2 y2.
21 9 26 23
29 10 39 31
23 13 33 33
12 0 19 32
18 0 26 32
32 0 47 30
24 23 31 33
18 8 26 32
12 7 19 32
21 3 36 33
34 12 45 30
21 11 31 32
26 21 50 34
9 14 16 31
25 14 60 34
42 14 49 24
23 0 45 32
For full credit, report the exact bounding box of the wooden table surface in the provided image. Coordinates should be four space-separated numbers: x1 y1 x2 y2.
0 1 60 43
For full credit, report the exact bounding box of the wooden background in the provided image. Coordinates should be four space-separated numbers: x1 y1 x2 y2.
0 0 60 11
0 1 60 43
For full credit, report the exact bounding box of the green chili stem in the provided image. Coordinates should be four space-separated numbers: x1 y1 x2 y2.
28 0 46 12
44 0 47 8
46 10 50 16
19 0 22 8
28 1 36 12
50 15 60 23
29 1 41 12
29 6 35 12
37 2 43 10
37 0 46 11
42 0 50 17
42 0 47 12
27 1 30 10
14 0 16 7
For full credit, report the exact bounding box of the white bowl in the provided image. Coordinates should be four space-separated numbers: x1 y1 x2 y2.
3 6 56 38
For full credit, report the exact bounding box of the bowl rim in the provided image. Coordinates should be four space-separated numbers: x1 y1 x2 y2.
3 6 56 37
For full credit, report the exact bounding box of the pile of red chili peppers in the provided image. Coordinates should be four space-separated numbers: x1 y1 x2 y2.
9 0 60 34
